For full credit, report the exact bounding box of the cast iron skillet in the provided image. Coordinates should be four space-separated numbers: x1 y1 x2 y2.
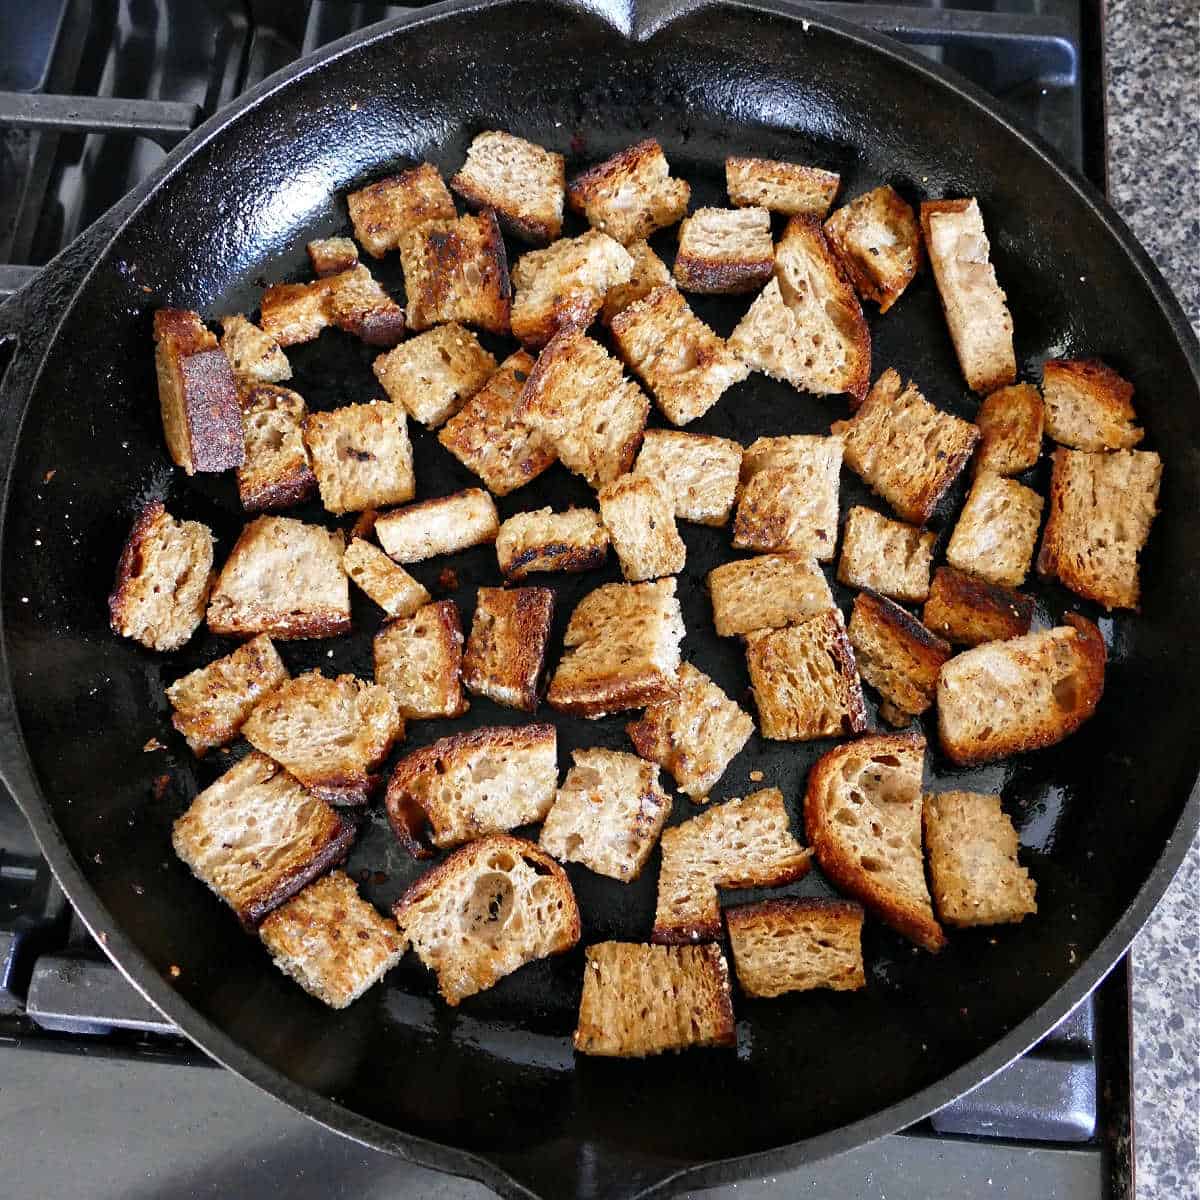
0 2 1196 1196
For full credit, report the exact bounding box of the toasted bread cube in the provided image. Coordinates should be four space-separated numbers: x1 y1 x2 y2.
922 566 1034 647
207 516 350 640
937 615 1106 765
372 323 495 429
219 315 291 384
166 634 289 756
601 240 672 324
518 330 649 486
323 264 406 347
575 942 735 1057
726 898 865 997
346 163 456 259
626 663 754 800
567 138 690 245
609 286 749 425
725 156 840 217
342 537 430 618
975 383 1044 476
510 231 634 348
1042 359 1143 451
306 236 359 277
674 207 774 294
108 501 214 652
463 586 554 711
451 130 565 244
598 474 686 582
832 369 979 525
921 198 1016 394
848 591 951 727
708 553 834 637
259 280 332 347
153 309 243 474
374 489 499 563
540 749 672 880
805 732 944 952
1037 447 1161 611
236 383 317 512
923 792 1037 927
393 834 579 1005
633 429 742 527
172 752 355 926
946 472 1044 588
374 599 467 720
837 506 937 603
495 507 609 580
302 400 415 515
399 211 511 335
547 578 684 718
823 186 920 313
653 789 812 943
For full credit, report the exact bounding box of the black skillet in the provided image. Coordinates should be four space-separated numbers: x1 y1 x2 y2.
0 2 1196 1197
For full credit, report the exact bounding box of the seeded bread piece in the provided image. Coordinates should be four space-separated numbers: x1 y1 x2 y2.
374 489 499 563
598 474 686 582
832 369 979 524
166 634 289 755
653 788 812 943
259 871 406 1008
601 240 673 324
547 578 685 718
726 898 866 997
302 400 415 515
945 471 1044 588
567 139 690 245
323 264 407 347
836 506 936 603
540 749 672 880
342 538 430 618
258 280 332 347
1037 448 1161 611
633 429 742 526
219 315 292 384
346 163 457 259
1042 358 1143 451
172 752 355 927
495 507 609 580
372 324 497 429
674 207 774 294
451 130 566 244
975 383 1044 476
626 663 754 801
708 553 834 638
574 942 735 1056
306 236 359 277
922 566 1034 647
109 502 215 652
823 186 921 313
804 732 945 952
725 156 840 217
236 382 317 512
463 586 554 712
374 599 468 721
394 834 579 1005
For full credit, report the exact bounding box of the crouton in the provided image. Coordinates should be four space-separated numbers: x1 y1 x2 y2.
848 591 951 727
258 280 332 347
601 240 672 324
974 383 1044 476
922 566 1034 646
207 516 350 640
726 898 865 997
673 207 774 294
323 264 406 347
451 130 565 244
166 634 289 756
609 285 749 425
303 400 415 515
832 369 979 524
540 749 672 880
517 330 649 486
398 211 511 335
937 615 1106 765
109 501 214 652
921 198 1016 394
574 942 735 1057
462 586 554 711
547 578 685 718
346 163 456 259
306 236 359 277
745 611 868 741
394 834 579 1005
707 553 834 637
598 474 686 581
495 507 610 580
652 788 812 943
342 537 430 618
567 138 690 245
153 308 243 474
236 383 317 512
725 156 840 217
633 429 743 526
804 732 944 952
374 599 467 720
823 185 920 313
626 662 754 800
219 314 291 384
836 506 936 603
374 489 499 563
1042 358 1143 451
1037 448 1161 610
242 670 403 804
945 471 1044 588
372 323 496 428
172 752 355 927
509 231 633 348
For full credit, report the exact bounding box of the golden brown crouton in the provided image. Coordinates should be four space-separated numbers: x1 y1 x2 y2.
946 471 1044 588
306 236 359 277
725 155 840 217
567 138 690 245
372 323 496 428
823 185 921 312
219 314 291 384
601 240 673 324
374 489 499 563
974 382 1044 476
373 600 468 720
707 553 834 637
922 566 1034 646
673 207 774 294
462 586 554 712
1042 358 1143 450
346 163 456 259
633 429 743 526
236 382 316 513
451 131 565 244
258 280 332 347
303 400 415 515
342 538 430 618
837 506 936 603
323 264 406 347
598 474 686 582
494 507 609 580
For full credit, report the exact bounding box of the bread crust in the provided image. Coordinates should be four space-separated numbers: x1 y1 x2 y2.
823 185 921 313
922 566 1034 646
346 163 456 259
725 156 840 217
673 207 774 294
567 138 690 245
236 382 317 512
306 237 359 277
1042 358 1142 451
462 586 554 711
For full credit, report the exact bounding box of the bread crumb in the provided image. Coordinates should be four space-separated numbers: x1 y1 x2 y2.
43 468 57 482
169 964 182 979
143 737 164 752
152 774 171 801
749 770 764 782
437 567 459 592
